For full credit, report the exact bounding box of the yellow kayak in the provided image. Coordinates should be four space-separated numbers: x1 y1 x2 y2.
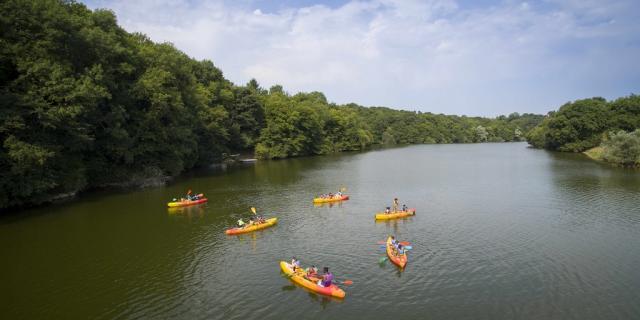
313 195 349 203
374 208 416 220
225 218 278 235
280 261 345 298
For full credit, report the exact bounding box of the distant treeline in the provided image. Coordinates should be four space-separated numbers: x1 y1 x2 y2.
526 95 640 166
0 0 542 209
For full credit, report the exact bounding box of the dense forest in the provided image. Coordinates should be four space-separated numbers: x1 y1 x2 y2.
0 0 543 209
525 95 640 166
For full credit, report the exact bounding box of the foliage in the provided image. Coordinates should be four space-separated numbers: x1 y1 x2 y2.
525 95 640 153
0 0 543 209
601 130 640 166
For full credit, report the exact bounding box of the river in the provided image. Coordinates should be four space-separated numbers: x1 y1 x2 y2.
1 142 639 319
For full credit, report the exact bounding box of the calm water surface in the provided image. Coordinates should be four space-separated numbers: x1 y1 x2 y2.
2 143 639 319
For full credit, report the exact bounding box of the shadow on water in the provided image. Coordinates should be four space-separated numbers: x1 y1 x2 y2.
281 285 296 291
306 291 343 308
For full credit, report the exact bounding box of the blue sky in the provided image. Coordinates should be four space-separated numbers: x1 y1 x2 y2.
84 0 640 116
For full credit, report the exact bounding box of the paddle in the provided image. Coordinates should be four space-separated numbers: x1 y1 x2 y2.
379 256 388 263
251 207 257 215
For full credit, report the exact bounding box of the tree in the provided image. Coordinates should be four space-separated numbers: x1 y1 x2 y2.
602 130 640 166
526 95 640 153
475 125 488 142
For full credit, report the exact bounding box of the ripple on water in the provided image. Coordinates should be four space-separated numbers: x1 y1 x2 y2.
3 143 640 320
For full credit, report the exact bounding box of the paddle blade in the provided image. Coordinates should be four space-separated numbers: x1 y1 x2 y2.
379 256 388 264
251 207 257 215
399 241 411 246
404 246 413 250
342 280 353 285
377 241 386 245
340 187 347 192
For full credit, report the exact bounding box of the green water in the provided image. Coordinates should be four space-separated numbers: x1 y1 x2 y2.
2 143 639 319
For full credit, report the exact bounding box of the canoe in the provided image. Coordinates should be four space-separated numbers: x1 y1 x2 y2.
313 195 349 203
280 261 345 298
386 236 408 268
225 217 278 235
374 208 416 220
167 194 207 207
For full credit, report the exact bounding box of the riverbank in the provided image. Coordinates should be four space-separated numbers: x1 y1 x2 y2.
583 146 640 168
1 141 533 213
583 146 605 162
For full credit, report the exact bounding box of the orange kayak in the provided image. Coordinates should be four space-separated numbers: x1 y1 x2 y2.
375 208 416 220
167 194 207 207
225 218 278 235
386 236 408 268
280 261 345 298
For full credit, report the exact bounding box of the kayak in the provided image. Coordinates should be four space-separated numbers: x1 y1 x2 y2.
225 218 278 235
386 236 408 268
280 261 345 298
167 194 207 207
313 195 349 203
375 208 416 220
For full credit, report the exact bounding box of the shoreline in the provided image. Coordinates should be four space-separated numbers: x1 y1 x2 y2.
583 146 639 168
1 141 527 214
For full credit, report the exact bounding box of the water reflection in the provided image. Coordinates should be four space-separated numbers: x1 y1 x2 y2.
312 201 346 208
167 204 207 218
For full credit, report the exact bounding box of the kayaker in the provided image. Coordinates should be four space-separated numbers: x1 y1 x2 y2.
392 198 399 212
291 257 301 272
186 189 193 200
307 265 318 278
385 207 391 214
317 267 333 287
237 218 245 228
402 204 407 211
390 236 398 247
396 244 405 256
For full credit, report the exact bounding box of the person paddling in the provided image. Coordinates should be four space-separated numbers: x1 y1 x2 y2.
307 265 318 278
392 198 399 212
396 244 405 256
237 218 246 228
291 257 301 272
317 267 333 287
